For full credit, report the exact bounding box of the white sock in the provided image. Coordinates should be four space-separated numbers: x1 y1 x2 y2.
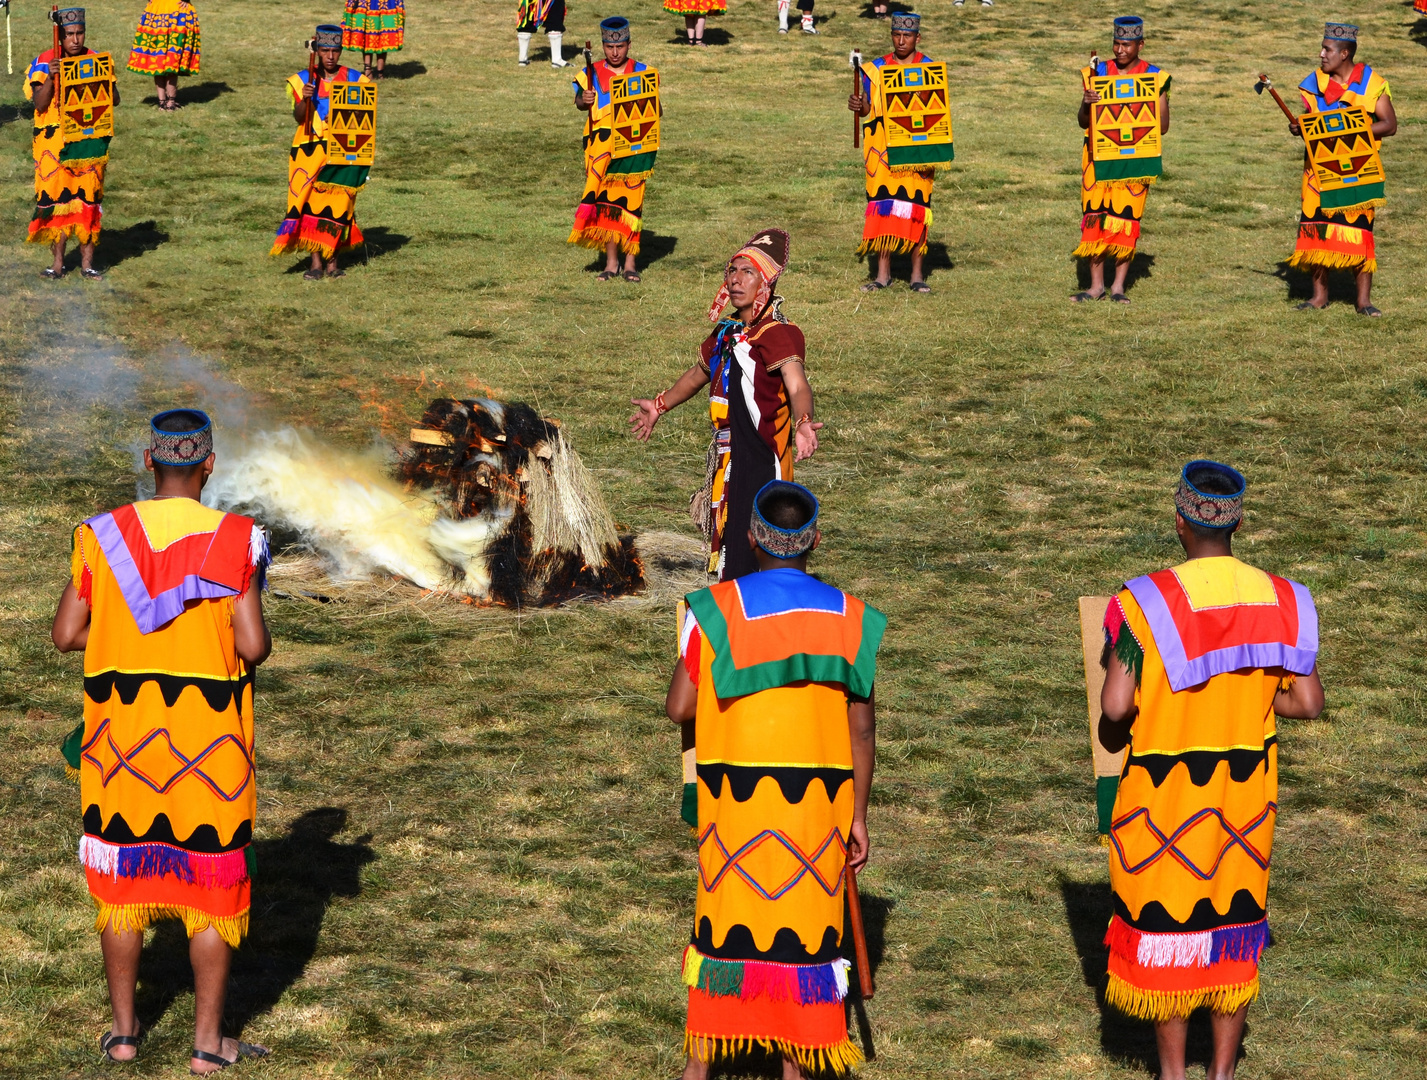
518 32 531 62
548 31 568 65
802 12 813 29
778 0 789 29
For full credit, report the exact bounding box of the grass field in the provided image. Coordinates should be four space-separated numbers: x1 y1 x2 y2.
3 0 1427 1076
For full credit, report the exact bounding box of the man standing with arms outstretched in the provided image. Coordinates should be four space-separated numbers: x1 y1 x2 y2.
52 410 272 1075
1098 460 1324 1080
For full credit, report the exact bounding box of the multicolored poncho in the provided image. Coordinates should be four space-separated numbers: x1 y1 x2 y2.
680 568 885 1073
70 498 267 946
1101 556 1317 1021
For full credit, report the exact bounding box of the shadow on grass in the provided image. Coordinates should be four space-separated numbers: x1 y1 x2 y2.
1272 260 1364 306
134 808 375 1037
379 61 427 80
859 0 915 18
94 220 170 271
1059 875 1243 1075
0 102 35 129
1074 252 1156 294
581 229 677 273
140 81 235 107
667 28 733 45
862 241 954 284
282 228 411 275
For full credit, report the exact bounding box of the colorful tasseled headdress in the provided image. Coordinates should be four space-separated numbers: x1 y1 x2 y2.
706 227 791 322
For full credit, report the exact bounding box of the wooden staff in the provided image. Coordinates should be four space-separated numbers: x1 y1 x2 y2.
303 41 320 136
50 6 61 105
1254 73 1298 126
851 49 862 149
845 864 874 1000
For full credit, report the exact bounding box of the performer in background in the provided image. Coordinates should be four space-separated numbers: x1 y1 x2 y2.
25 7 117 280
667 480 884 1079
570 16 654 281
1285 22 1395 315
270 26 372 279
126 0 200 111
1071 16 1170 304
51 410 271 1075
1099 460 1323 1080
848 13 934 293
342 0 403 79
517 0 569 67
629 229 821 581
776 0 816 35
664 0 724 47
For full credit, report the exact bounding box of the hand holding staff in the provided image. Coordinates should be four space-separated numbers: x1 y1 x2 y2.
845 864 874 1000
1254 73 1300 135
50 5 61 99
302 41 320 135
849 50 863 149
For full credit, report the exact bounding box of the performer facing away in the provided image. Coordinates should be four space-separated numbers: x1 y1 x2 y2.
667 480 884 1079
665 0 724 47
342 0 404 79
848 13 935 293
1071 16 1170 304
26 7 117 280
1286 22 1395 316
570 17 655 281
51 410 272 1075
126 0 200 111
1099 460 1324 1080
629 229 822 581
517 0 569 67
777 0 817 35
270 26 372 279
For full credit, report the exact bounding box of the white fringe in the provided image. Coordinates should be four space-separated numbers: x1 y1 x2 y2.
1137 929 1213 968
832 957 852 999
78 835 119 879
248 523 269 569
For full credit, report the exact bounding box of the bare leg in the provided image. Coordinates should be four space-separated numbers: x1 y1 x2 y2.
50 239 66 275
622 247 639 278
685 15 697 42
189 927 232 1075
1154 1016 1189 1080
376 54 386 76
681 1054 710 1080
876 251 891 285
1207 1005 1248 1080
325 254 343 277
1110 255 1131 298
79 241 97 273
99 924 143 1061
604 240 620 275
307 251 324 279
696 15 707 42
1086 254 1107 297
782 1055 809 1079
153 74 164 106
909 248 925 286
1355 268 1377 313
1308 266 1329 308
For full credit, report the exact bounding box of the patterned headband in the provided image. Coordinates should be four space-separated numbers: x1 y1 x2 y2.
1113 16 1143 41
1323 21 1357 42
889 13 920 31
150 409 214 466
313 24 343 48
751 481 819 559
601 16 631 44
56 7 85 28
1175 459 1245 530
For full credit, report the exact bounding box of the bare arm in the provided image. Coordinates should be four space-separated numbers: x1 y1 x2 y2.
1159 92 1170 135
666 658 696 723
630 363 711 441
52 582 91 653
1372 93 1397 140
848 689 875 871
1098 651 1136 752
779 361 822 462
1078 83 1099 130
233 586 271 666
32 72 57 114
1274 667 1324 719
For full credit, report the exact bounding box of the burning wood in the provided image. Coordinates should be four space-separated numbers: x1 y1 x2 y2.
398 398 644 606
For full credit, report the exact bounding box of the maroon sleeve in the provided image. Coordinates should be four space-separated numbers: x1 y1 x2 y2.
751 323 807 373
698 331 718 373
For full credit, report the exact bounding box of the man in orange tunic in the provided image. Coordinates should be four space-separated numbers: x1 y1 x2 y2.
666 481 883 1078
52 409 272 1075
1099 461 1324 1080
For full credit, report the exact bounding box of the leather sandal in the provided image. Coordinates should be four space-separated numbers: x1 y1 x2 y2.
1069 290 1102 302
1357 304 1382 317
190 1041 270 1075
100 1029 142 1062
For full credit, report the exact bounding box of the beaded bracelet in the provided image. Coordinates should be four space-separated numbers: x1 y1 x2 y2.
655 393 669 415
794 413 812 432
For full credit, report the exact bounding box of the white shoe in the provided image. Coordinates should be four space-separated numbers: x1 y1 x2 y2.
551 57 569 67
954 0 964 6
518 59 530 66
801 22 817 33
981 0 993 5
778 26 788 32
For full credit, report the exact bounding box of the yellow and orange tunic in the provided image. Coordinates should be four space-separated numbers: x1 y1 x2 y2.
71 498 267 946
569 59 656 255
1288 64 1391 274
680 568 885 1074
24 47 110 245
270 66 371 260
1074 58 1170 261
1101 556 1318 1020
856 51 935 256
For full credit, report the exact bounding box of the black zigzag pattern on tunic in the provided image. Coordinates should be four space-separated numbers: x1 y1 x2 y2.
84 669 253 715
697 763 853 804
694 919 842 964
84 806 253 853
1114 888 1267 934
1125 736 1276 788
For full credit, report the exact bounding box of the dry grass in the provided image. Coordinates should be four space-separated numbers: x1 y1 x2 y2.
2 0 1427 1077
